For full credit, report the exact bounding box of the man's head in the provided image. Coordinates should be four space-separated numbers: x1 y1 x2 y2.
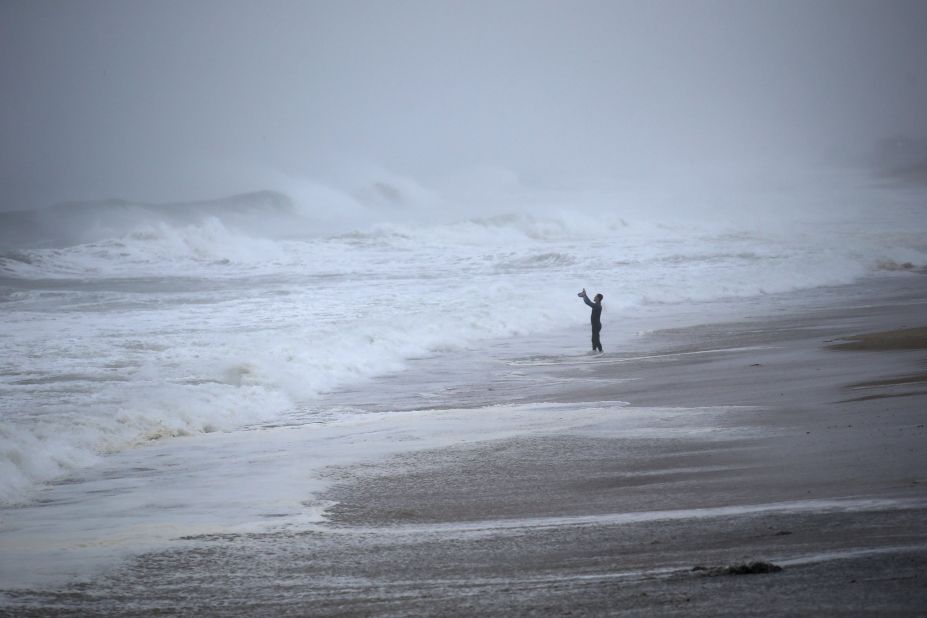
594 293 603 303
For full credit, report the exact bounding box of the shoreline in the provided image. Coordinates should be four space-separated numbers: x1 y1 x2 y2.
3 273 926 615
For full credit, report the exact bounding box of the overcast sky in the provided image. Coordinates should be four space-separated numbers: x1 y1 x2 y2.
1 0 926 209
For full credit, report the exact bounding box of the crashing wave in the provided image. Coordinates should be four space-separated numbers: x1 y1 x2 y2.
0 191 298 249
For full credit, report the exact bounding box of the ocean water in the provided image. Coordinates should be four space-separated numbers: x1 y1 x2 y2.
0 175 925 589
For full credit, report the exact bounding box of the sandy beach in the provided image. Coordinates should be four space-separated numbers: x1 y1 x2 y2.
3 274 926 616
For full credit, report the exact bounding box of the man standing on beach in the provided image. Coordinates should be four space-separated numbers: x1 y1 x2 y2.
578 288 604 352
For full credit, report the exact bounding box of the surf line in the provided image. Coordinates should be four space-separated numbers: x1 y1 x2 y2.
506 345 781 367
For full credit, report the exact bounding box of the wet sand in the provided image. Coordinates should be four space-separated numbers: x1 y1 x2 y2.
4 275 926 616
828 326 927 351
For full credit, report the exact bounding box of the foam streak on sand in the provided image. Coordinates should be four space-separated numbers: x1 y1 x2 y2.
351 497 927 537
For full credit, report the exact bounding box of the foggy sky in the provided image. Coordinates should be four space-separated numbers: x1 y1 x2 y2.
2 0 926 209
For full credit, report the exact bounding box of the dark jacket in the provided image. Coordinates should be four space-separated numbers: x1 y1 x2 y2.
582 294 602 326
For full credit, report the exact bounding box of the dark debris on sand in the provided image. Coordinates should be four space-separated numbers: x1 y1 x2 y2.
692 561 784 576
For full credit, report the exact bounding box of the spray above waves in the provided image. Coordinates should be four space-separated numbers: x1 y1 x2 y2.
0 168 454 253
0 190 305 249
0 185 638 278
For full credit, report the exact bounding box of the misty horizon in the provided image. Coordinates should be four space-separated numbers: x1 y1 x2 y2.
2 0 927 211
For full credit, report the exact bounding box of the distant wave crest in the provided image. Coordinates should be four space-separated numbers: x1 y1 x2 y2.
0 191 298 249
